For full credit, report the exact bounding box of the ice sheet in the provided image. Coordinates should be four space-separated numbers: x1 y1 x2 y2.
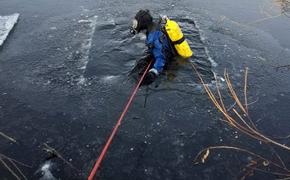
0 13 19 47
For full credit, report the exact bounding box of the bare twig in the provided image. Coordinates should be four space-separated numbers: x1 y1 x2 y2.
277 177 290 180
244 67 250 114
224 69 247 115
0 154 32 168
8 159 28 180
274 134 290 140
0 154 31 168
191 63 290 151
248 166 290 177
43 143 79 171
0 153 31 180
0 158 21 180
270 146 288 171
214 73 226 112
247 97 259 106
0 132 16 143
194 146 290 173
191 64 290 178
247 14 282 25
227 102 237 111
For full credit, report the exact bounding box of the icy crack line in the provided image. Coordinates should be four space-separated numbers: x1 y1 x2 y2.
77 15 98 84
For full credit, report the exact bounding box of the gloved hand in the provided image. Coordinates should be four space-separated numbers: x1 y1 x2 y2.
142 68 158 85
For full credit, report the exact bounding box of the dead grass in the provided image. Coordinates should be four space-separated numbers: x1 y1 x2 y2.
0 153 31 180
191 63 290 179
0 131 16 143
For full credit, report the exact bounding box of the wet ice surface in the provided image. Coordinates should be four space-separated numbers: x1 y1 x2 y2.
0 13 19 46
1 0 290 179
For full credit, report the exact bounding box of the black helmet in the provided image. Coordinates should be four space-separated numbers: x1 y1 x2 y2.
131 9 153 34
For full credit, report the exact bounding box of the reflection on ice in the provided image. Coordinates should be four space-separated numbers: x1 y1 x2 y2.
0 13 19 47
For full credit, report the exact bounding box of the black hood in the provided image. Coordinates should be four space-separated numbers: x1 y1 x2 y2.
134 9 153 32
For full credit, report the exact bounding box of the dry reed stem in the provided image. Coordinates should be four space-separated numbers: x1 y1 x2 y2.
226 72 256 131
243 68 258 131
224 70 247 115
194 146 290 174
270 146 288 171
247 14 282 25
43 143 78 171
211 78 251 132
214 73 227 112
0 154 31 168
232 108 256 132
278 177 290 180
218 102 266 142
249 167 290 177
0 158 21 180
0 132 16 143
191 64 265 142
191 63 290 151
275 134 290 140
191 64 235 127
0 153 30 180
227 102 237 111
191 63 290 178
244 68 249 114
8 159 28 180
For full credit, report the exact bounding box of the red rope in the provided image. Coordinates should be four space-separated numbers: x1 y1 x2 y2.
88 61 152 180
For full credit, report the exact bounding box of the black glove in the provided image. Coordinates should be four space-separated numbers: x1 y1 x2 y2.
142 69 158 85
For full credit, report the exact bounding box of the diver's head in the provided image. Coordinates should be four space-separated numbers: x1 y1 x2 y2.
130 9 153 34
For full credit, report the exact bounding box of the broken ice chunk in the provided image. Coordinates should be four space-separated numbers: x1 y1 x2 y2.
0 13 19 47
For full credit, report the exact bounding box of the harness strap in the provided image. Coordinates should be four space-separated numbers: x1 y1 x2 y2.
172 36 185 45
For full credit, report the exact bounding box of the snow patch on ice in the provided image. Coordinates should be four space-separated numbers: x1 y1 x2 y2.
77 76 86 85
37 161 56 180
100 75 120 84
78 19 91 23
49 27 57 30
0 13 19 47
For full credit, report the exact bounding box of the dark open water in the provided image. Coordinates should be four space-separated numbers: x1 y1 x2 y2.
1 0 290 179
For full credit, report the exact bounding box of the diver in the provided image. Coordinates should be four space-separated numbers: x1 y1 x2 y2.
130 9 193 85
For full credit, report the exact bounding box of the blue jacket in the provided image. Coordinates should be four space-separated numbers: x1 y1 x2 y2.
146 30 171 74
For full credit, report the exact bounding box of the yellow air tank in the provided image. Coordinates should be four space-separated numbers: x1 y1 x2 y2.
164 19 193 58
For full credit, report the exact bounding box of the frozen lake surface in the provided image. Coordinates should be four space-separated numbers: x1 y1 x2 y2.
0 0 290 179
